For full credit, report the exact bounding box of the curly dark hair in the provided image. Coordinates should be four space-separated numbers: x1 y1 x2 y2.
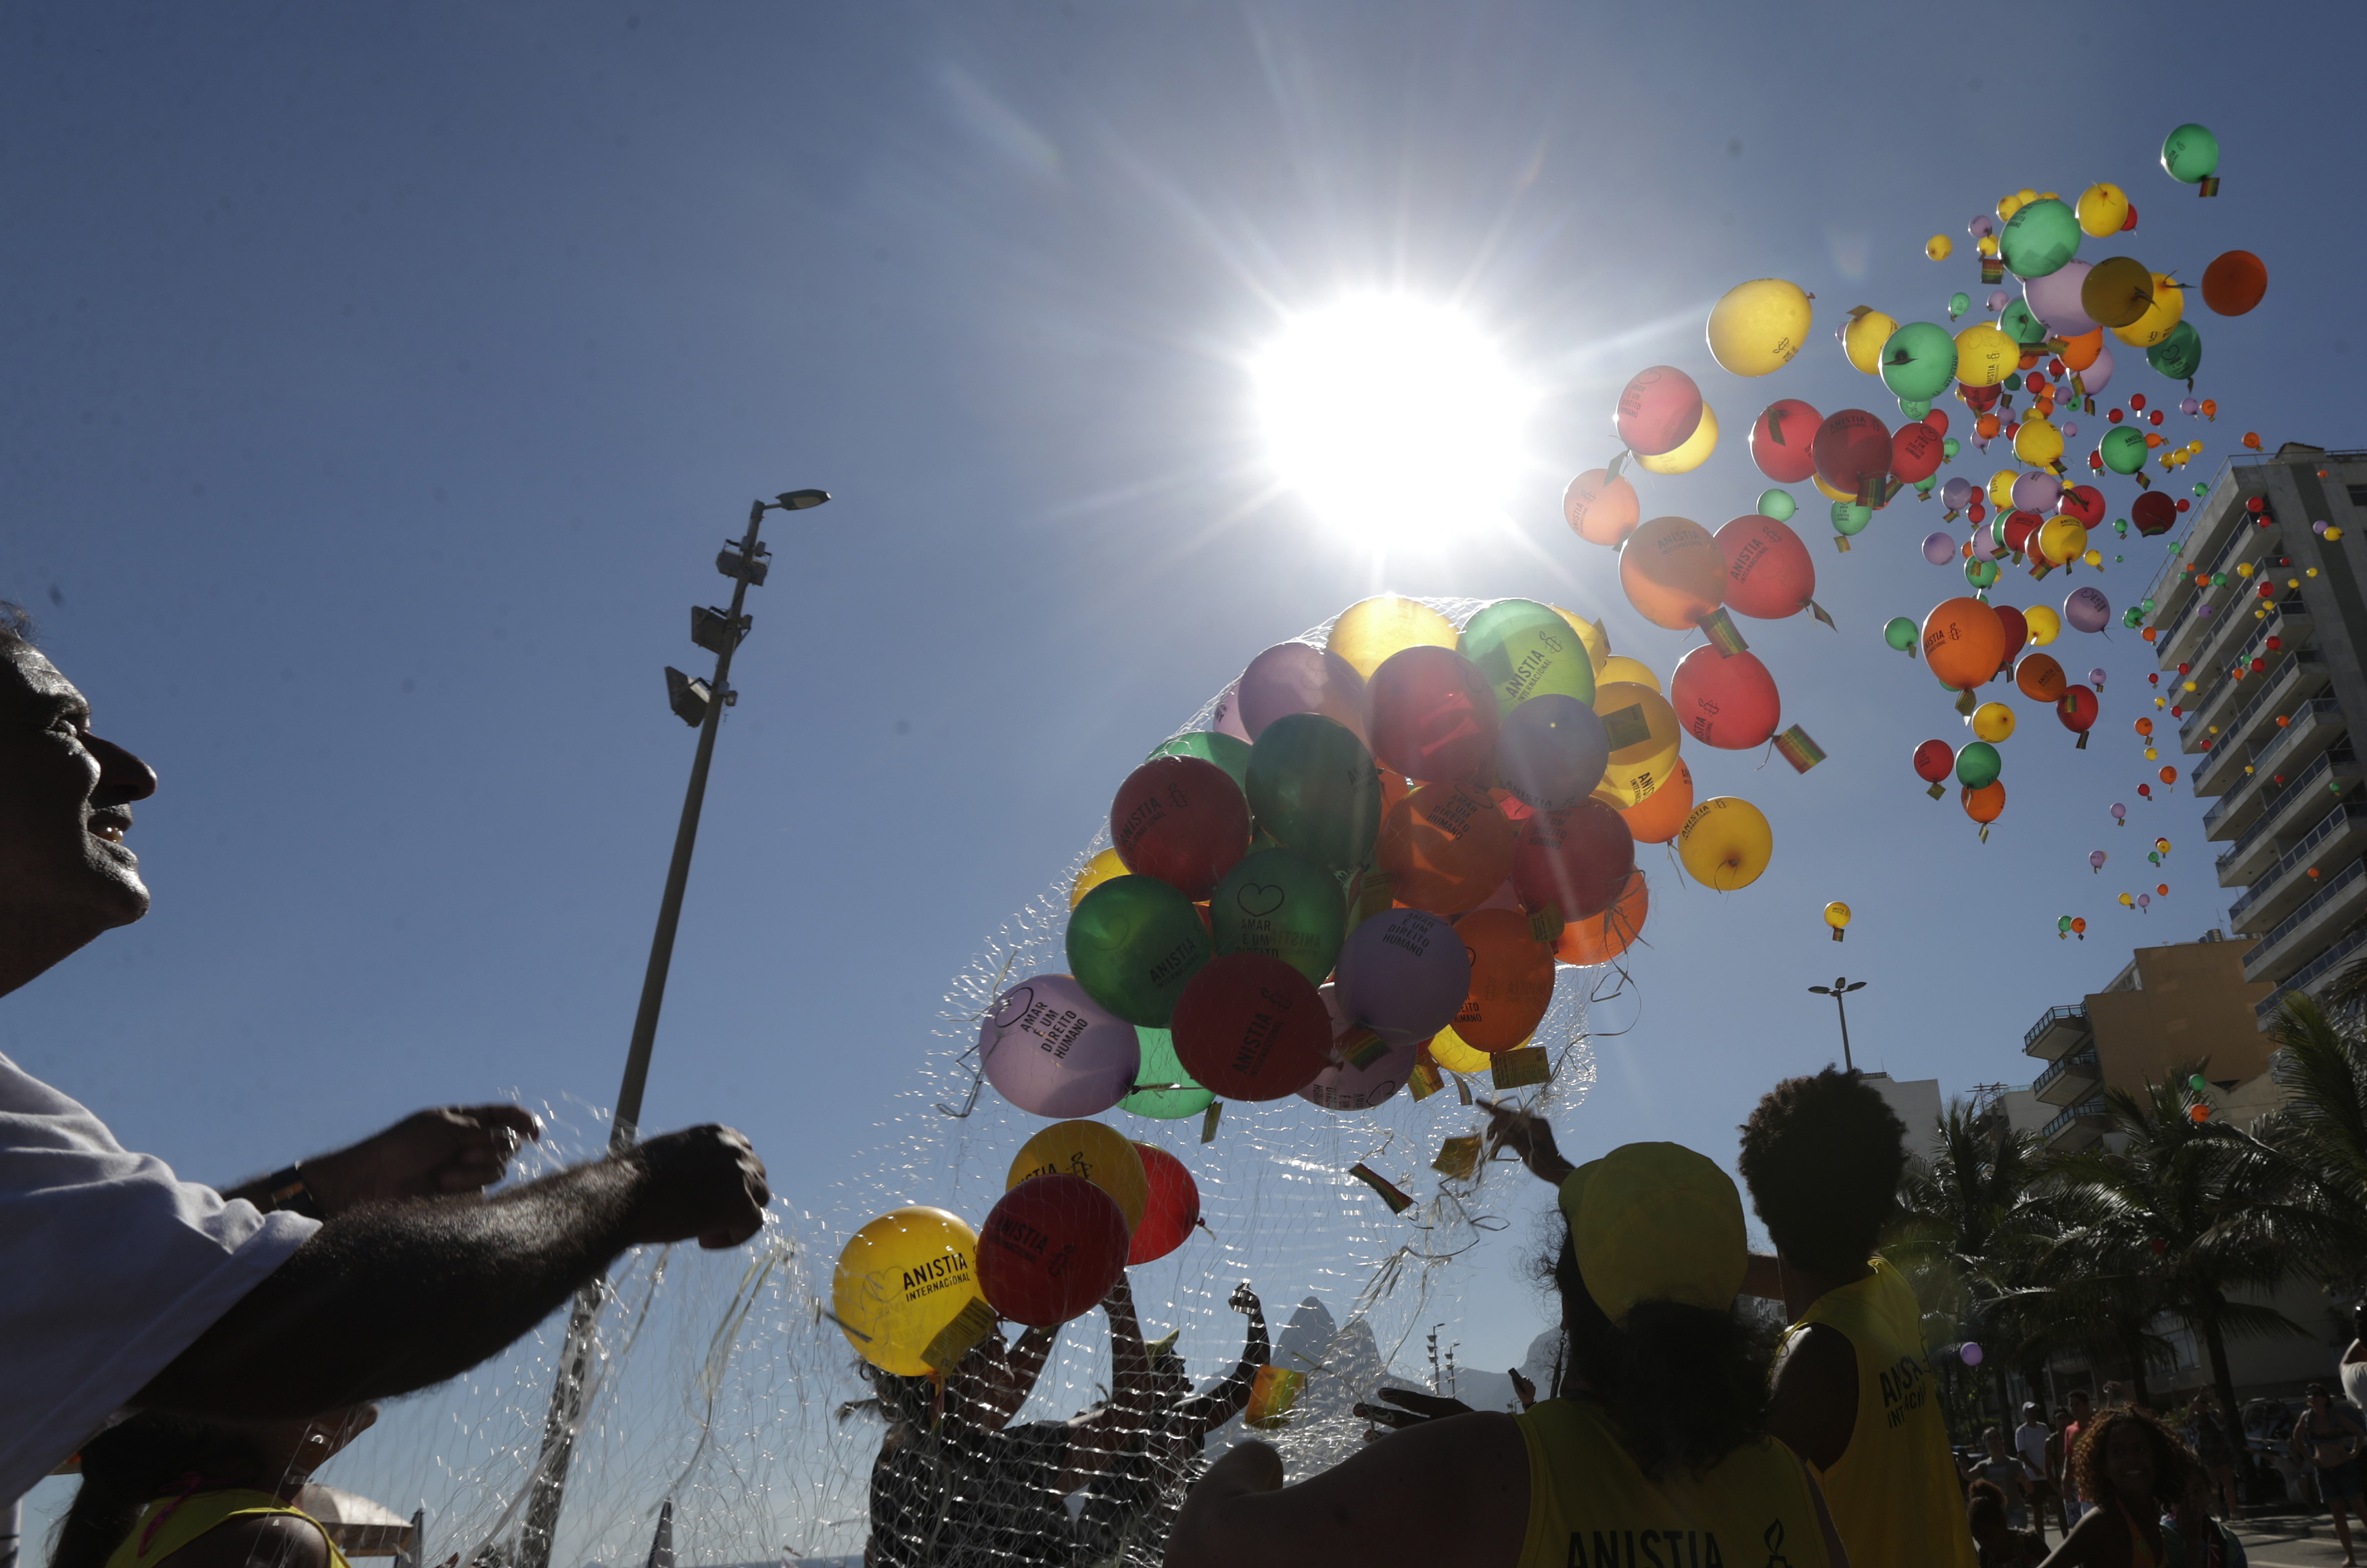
49 1413 269 1568
1737 1067 1908 1276
1548 1222 1774 1479
2070 1406 2196 1513
0 601 34 650
1965 1477 2009 1533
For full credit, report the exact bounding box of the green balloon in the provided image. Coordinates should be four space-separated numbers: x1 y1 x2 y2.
1459 598 1593 712
1880 322 1959 401
2140 596 2157 613
1245 713 1383 872
1949 291 1972 318
1149 730 1252 792
2114 519 2130 537
1943 437 1961 460
2001 197 2080 279
2099 425 2149 475
1119 1027 1215 1120
2123 607 2145 628
1967 558 2000 588
1955 740 2001 789
1884 616 1918 653
1758 488 1797 522
1832 501 1872 536
2146 320 2203 381
2191 483 2209 498
1898 397 1933 419
2000 300 2048 347
1067 875 1212 1027
2003 371 2023 391
2188 1071 2209 1093
1915 477 1936 495
1210 846 1348 985
2161 123 2220 185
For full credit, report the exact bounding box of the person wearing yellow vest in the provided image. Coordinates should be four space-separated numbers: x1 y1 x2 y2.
1165 1139 1848 1568
1737 1068 1978 1568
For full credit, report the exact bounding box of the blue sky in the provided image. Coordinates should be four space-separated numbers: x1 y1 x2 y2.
6 0 2362 1458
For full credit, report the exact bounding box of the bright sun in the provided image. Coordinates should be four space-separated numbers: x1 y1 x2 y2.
1252 295 1534 548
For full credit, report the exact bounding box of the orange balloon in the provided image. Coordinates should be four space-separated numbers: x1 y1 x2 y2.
1614 758 1695 846
1376 782 1517 916
1450 907 1557 1051
1376 765 1411 822
1962 780 2006 825
1618 516 1727 630
2159 765 2177 785
2014 652 2066 703
2201 251 2268 317
1975 412 2000 439
1563 468 1642 548
2134 717 2155 738
1554 870 1647 966
1922 598 2009 692
2061 329 2104 371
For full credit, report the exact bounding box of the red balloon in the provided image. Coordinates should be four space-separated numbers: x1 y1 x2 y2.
1890 421 1945 484
1363 646 1501 784
1749 398 1822 483
1618 515 1727 630
977 1174 1130 1327
1714 513 1816 620
2003 510 2042 556
1614 365 1705 456
1126 1144 1200 1266
1921 408 1950 437
1110 757 1251 901
1668 646 1781 750
1509 800 1635 920
2132 492 2178 537
1991 606 2028 664
1170 952 1332 1101
2058 684 2099 736
1913 738 1954 784
2057 484 2106 527
1959 383 2001 411
1812 409 1892 499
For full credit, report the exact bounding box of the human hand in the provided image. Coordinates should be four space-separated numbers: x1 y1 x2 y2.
620 1124 768 1249
1475 1098 1574 1186
1228 1283 1263 1316
303 1104 543 1214
1511 1368 1537 1408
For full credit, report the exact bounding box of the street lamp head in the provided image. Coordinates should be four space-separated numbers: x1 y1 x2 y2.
1808 985 1834 997
1843 980 1867 994
774 489 831 510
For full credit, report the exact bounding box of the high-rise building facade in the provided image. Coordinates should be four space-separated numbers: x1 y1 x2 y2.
2146 444 2367 1025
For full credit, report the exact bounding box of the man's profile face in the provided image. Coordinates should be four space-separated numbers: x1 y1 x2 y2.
0 645 158 989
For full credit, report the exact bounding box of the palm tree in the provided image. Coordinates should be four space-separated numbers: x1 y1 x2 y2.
2252 994 2367 1292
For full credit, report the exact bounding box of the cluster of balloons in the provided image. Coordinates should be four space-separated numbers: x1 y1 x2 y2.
2055 915 2089 941
1905 597 2105 834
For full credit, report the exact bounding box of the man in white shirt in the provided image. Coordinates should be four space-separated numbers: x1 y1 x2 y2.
0 607 773 1524
2013 1400 2053 1544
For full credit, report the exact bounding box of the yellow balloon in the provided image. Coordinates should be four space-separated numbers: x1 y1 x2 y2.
2111 272 2186 348
1008 1120 1148 1231
1956 323 2018 388
2023 604 2062 645
1972 702 2017 743
1987 469 2021 510
1596 656 1661 694
1327 595 1457 679
2013 417 2065 469
1592 680 1683 807
1551 607 1612 673
1633 402 1718 475
1705 279 1812 377
833 1207 990 1376
1975 235 2000 260
1428 1026 1497 1075
1812 473 1853 504
2038 517 2088 566
1925 234 1953 261
1841 308 1897 375
1072 847 1129 909
2076 183 2130 239
1823 901 1852 932
1677 797 1773 892
2084 548 2104 568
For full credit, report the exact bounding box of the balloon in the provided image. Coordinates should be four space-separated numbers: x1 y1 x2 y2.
1961 1341 1986 1368
1548 607 1612 675
1563 467 1643 548
1986 469 2021 510
1110 756 1251 901
1833 502 1873 538
1758 487 1798 522
2099 426 2149 475
2061 327 2105 372
1824 902 1851 937
1971 703 2015 743
1879 322 1959 401
1210 845 1348 984
1209 682 1252 741
1912 739 1953 784
1328 595 1457 680
1839 308 1898 375
1170 951 1332 1101
1072 846 1129 909
1246 713 1384 872
1377 782 1516 916
2113 272 2186 348
2058 684 2099 738
1300 988 1421 1112
2160 123 2221 186
1891 421 1945 485
1925 235 1952 262
980 975 1144 1120
1425 1027 1494 1076
2023 260 2096 337
979 1174 1130 1327
1706 279 1812 377
1965 559 2000 590
1954 323 2017 387
1149 730 1253 793
2132 492 2178 537
1068 875 1212 1027
2003 510 2042 558
2064 586 2111 634
1235 642 1367 745
1126 1145 1200 1264
2011 472 2062 514
1336 908 1472 1041
1887 615 1921 652
2025 604 2061 645
1460 598 1595 711
1597 657 1660 694
1668 646 1781 751
1922 598 2009 691
2146 321 2203 381
2111 802 2126 823
2013 417 2065 469
1511 799 1636 920
1961 780 2007 825
833 1208 989 1376
2015 653 2067 703
1921 532 1955 566
2038 517 2089 568
1955 740 2001 789
1632 402 1718 475
1619 515 1727 630
1750 399 1823 483
2076 183 2130 239
2002 197 2080 279
1616 757 1693 845
1677 797 1773 891
2082 257 2155 330
1119 1026 1214 1120
1813 409 1893 499
1999 299 2048 347
2201 251 2267 316
1591 681 1685 807
1363 646 1500 784
1497 694 1612 811
1614 365 1705 456
1714 513 1817 620
2057 484 2105 526
1949 290 1972 320
1940 476 1974 508
1994 602 2028 655
1554 870 1648 966
1449 907 1557 1051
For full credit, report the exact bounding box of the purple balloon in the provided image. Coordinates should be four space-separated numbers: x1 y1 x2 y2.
2023 260 2096 337
1985 289 2013 313
2078 341 2115 396
2138 893 2152 910
1210 681 1251 742
1496 694 1610 810
2061 421 2079 439
1921 530 1956 565
980 974 1142 1118
2087 667 2108 688
2011 472 2062 514
1336 909 1471 1041
2064 586 2111 634
1970 524 2005 563
2111 803 2127 821
1236 642 1367 741
1969 215 1996 239
1961 1341 1985 1367
1300 984 1422 1112
2180 397 2201 416
2089 851 2107 871
1941 477 1974 509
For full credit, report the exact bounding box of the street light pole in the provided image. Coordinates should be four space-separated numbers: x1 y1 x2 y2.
1806 976 1867 1072
513 489 828 1568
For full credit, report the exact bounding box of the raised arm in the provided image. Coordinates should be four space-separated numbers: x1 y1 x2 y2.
218 1104 546 1215
946 1323 1058 1432
138 1124 768 1417
1050 1275 1155 1495
1476 1099 1576 1187
1183 1283 1269 1431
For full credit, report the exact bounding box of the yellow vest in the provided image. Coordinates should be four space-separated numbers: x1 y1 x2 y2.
1783 1257 1978 1568
106 1488 353 1568
1515 1398 1835 1568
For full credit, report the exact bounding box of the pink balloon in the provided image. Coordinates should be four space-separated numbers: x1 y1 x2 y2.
2078 341 2115 396
1614 366 1705 457
2064 586 2111 634
980 974 1143 1118
1300 984 1423 1112
1923 531 1956 565
1335 909 1471 1041
2023 260 2096 337
1236 642 1367 741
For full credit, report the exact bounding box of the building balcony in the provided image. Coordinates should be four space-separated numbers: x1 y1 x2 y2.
2228 805 2367 935
2144 467 2251 628
2033 1045 2103 1106
2190 669 2329 800
2197 702 2349 840
2023 1003 2093 1061
2214 747 2361 882
2254 926 2367 1026
2243 855 2367 987
2161 531 2288 671
2042 1094 2111 1151
2182 642 2321 755
2184 586 2307 694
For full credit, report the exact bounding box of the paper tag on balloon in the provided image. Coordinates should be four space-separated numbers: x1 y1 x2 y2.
1347 1162 1414 1214
1927 781 1946 799
1954 689 1977 717
1246 1364 1307 1429
1432 1134 1482 1181
1697 607 1750 657
1357 870 1396 923
1526 903 1564 943
1808 599 1836 632
1833 534 1852 553
1603 452 1627 485
1339 1026 1390 1070
2199 176 2220 197
1489 1046 1552 1091
1774 726 1826 774
1980 258 2004 284
1200 1102 1223 1143
1408 1050 1445 1101
921 1296 1000 1374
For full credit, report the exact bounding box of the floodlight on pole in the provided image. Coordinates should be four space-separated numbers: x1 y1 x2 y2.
1806 976 1867 1072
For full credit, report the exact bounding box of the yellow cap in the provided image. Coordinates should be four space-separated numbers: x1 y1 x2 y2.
1556 1142 1748 1324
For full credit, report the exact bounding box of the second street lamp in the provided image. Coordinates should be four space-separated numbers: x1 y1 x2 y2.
1807 976 1867 1072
